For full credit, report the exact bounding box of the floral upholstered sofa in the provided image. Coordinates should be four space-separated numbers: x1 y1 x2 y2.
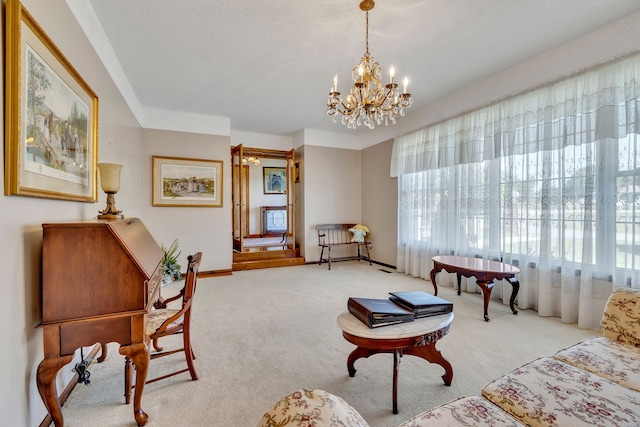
258 287 640 426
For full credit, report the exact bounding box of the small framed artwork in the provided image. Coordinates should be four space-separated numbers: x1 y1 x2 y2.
263 167 286 194
294 161 301 183
152 156 223 207
4 0 99 202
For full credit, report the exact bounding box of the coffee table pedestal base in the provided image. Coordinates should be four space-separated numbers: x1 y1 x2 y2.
343 326 452 414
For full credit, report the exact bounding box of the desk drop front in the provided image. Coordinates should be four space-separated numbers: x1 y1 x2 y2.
37 218 163 427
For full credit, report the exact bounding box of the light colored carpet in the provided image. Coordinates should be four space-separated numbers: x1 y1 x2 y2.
59 262 597 426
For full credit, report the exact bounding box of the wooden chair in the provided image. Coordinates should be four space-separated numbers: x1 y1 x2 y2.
124 252 202 404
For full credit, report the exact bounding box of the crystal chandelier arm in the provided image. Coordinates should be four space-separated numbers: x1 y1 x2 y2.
328 90 363 117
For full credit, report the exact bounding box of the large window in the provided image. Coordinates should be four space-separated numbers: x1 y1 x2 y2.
393 53 640 328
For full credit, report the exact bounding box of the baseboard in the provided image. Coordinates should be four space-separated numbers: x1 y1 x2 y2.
198 269 233 278
306 258 396 270
371 260 396 270
39 343 102 427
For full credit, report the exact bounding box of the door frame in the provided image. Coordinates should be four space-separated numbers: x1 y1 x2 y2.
231 146 295 252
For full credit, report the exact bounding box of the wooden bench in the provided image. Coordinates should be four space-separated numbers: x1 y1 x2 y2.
317 224 372 270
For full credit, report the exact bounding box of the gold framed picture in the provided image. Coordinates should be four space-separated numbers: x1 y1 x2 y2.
4 0 99 202
152 156 223 207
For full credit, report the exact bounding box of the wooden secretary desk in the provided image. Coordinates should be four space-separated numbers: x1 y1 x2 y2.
37 218 163 426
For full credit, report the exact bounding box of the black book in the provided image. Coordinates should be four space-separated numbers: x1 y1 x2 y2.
347 297 415 328
389 291 453 318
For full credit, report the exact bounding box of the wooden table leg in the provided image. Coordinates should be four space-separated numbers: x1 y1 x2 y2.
37 354 74 427
476 280 495 322
429 266 441 295
392 350 400 414
508 277 520 315
404 342 453 386
347 346 379 377
120 343 150 426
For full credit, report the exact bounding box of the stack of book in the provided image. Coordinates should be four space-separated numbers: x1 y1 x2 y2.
389 291 453 318
347 291 453 328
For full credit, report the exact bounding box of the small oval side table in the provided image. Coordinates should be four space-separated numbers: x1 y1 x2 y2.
337 311 454 414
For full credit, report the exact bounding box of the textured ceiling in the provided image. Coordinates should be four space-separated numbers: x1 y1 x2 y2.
84 0 640 136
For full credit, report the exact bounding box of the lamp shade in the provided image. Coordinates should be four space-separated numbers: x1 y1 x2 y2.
97 163 122 193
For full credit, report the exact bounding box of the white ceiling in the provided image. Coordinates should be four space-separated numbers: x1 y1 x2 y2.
80 0 640 137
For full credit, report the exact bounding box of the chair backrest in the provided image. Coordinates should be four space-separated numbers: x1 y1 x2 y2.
317 224 358 245
182 252 202 306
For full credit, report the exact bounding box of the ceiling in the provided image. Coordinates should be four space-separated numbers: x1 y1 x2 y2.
80 0 640 137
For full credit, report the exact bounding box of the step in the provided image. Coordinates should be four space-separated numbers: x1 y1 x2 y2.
233 249 299 262
232 257 306 271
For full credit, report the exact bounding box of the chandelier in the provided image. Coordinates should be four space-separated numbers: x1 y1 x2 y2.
242 156 261 165
327 0 412 129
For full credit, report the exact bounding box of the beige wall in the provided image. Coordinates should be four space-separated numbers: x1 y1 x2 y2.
294 145 306 255
1 1 146 424
140 129 232 271
3 1 640 426
302 145 362 263
361 139 397 267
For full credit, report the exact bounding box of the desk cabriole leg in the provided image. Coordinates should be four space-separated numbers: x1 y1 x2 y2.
456 273 462 295
120 343 150 426
37 354 74 427
97 342 108 363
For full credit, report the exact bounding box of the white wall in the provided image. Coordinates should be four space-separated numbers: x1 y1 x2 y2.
231 130 292 151
303 128 363 150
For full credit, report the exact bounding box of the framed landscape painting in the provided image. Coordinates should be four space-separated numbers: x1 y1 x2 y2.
152 156 223 207
263 167 286 194
4 0 99 202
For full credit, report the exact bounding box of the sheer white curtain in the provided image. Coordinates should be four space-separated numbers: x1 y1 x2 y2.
392 53 640 329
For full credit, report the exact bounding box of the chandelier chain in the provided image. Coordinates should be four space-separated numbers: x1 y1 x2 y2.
365 11 369 55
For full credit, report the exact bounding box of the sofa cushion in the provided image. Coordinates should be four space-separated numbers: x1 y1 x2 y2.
554 336 640 392
398 395 526 427
257 388 369 427
481 357 640 427
601 287 640 347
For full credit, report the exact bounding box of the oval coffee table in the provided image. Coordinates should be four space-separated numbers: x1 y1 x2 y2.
430 255 520 322
337 311 454 414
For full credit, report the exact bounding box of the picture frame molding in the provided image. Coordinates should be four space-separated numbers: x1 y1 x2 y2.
4 0 99 202
152 155 223 207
